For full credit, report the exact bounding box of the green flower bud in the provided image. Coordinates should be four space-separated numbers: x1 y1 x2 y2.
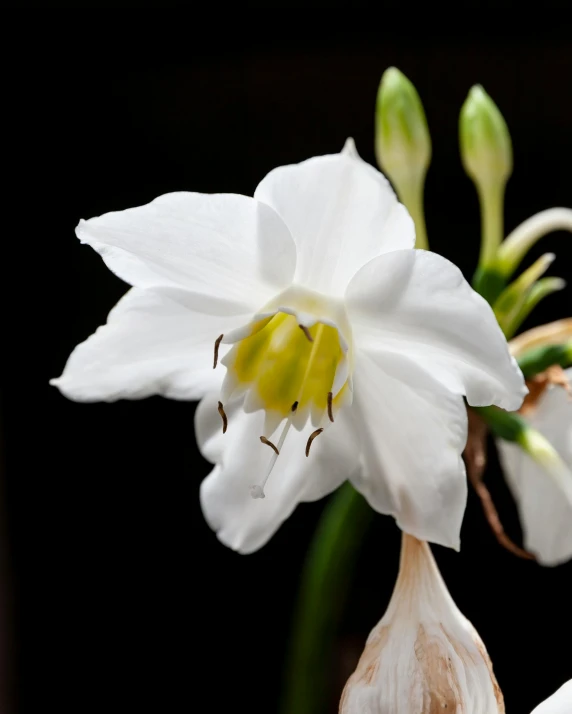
375 67 431 186
375 67 431 250
459 85 512 188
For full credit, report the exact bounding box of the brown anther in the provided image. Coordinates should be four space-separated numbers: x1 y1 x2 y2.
305 428 324 457
291 401 299 412
260 436 279 455
217 401 228 434
299 324 314 342
327 391 334 422
213 334 224 369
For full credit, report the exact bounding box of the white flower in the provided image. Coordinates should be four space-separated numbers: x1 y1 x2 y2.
340 533 504 714
51 141 525 553
497 366 572 566
530 680 572 714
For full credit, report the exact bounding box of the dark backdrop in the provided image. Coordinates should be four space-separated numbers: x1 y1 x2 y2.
4 28 572 714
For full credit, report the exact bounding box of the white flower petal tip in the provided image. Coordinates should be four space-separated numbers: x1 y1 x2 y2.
530 680 572 714
49 288 236 403
497 368 572 566
74 192 297 313
340 534 504 714
341 137 359 158
255 152 413 296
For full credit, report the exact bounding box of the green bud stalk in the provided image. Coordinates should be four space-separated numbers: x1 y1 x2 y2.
459 86 512 271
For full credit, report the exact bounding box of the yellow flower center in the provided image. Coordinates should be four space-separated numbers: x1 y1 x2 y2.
224 312 347 422
213 288 353 498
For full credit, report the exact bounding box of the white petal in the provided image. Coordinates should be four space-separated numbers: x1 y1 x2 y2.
350 350 468 550
77 192 297 314
196 393 360 553
531 680 572 714
254 153 415 296
497 369 572 565
346 249 527 411
50 288 244 402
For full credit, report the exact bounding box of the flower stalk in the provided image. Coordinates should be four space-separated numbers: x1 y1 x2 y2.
280 483 373 714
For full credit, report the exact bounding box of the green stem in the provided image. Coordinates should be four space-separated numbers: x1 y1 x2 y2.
474 405 527 442
516 342 572 378
280 483 373 714
478 181 504 269
399 179 428 250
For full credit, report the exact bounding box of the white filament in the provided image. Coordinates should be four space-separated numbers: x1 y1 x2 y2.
250 417 294 499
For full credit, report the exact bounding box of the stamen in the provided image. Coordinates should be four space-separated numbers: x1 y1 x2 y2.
260 436 279 455
213 334 224 369
217 401 228 434
291 401 299 412
327 392 334 422
250 417 294 499
305 428 324 457
299 324 314 342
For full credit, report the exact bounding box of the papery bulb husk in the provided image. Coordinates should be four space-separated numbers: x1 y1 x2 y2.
340 534 504 714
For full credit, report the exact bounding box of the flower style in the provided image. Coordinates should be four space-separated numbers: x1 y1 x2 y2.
530 680 572 714
340 533 504 714
51 141 526 553
496 322 572 566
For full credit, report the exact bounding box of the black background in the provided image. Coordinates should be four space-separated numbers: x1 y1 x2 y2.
4 27 572 714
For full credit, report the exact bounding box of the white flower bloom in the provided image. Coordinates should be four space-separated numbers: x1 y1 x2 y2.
340 533 504 714
51 141 525 553
497 367 572 566
530 680 572 714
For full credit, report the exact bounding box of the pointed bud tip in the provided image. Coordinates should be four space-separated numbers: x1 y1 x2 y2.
380 66 408 90
467 83 487 102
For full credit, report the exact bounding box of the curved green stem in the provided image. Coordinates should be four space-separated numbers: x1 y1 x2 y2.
280 483 373 714
517 342 572 378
